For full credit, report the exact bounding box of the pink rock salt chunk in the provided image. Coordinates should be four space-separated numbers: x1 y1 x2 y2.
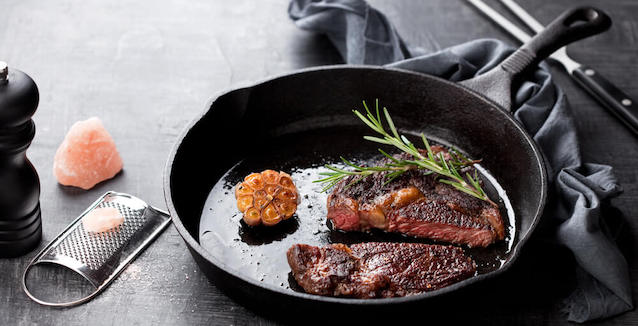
82 207 124 233
53 117 123 190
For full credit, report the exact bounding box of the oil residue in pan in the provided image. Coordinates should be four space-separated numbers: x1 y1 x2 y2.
199 127 516 293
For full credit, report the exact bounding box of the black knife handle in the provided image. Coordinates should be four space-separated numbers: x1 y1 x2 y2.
572 65 638 136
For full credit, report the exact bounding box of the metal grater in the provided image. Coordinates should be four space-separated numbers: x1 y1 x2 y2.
22 191 171 307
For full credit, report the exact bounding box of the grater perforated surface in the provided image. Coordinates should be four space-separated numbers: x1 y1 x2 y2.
53 201 147 270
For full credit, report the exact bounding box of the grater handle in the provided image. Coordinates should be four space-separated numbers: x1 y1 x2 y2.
22 262 103 307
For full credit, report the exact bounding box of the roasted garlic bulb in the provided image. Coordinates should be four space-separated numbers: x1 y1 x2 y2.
235 170 299 226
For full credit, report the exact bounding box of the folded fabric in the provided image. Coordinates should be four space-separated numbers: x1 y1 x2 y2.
288 0 632 322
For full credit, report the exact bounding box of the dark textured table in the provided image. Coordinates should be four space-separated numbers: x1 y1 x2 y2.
1 0 637 325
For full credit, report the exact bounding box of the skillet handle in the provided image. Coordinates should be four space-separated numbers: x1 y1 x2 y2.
501 7 611 75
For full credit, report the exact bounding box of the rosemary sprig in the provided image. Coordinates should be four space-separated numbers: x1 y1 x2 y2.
314 99 495 205
314 156 411 193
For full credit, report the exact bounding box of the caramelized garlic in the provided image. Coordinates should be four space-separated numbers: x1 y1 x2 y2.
235 170 299 226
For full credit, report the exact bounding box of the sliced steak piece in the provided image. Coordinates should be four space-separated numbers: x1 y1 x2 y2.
387 198 496 248
326 147 504 247
287 242 476 298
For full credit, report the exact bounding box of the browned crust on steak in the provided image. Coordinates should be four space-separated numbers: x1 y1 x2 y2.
287 242 476 298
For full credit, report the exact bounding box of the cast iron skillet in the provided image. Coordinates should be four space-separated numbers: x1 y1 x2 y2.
164 7 610 320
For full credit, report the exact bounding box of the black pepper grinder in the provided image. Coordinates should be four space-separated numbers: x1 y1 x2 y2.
0 61 42 257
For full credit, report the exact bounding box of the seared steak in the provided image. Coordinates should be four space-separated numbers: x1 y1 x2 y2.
327 147 504 247
287 242 476 298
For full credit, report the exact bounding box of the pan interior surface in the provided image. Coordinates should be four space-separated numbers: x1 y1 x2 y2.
199 126 517 294
167 66 546 302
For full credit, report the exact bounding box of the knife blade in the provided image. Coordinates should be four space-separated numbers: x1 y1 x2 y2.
467 0 531 42
501 0 544 33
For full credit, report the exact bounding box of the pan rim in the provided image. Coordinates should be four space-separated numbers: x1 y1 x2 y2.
163 64 548 305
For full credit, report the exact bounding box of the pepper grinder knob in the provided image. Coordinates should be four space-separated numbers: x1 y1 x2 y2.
0 62 42 258
0 62 7 83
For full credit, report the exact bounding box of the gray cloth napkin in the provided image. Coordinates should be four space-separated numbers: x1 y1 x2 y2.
289 0 633 322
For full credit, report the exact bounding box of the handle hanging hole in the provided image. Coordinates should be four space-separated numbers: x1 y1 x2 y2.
564 8 599 27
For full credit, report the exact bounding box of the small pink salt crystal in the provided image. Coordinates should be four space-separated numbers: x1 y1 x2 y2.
53 117 123 190
82 207 124 233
